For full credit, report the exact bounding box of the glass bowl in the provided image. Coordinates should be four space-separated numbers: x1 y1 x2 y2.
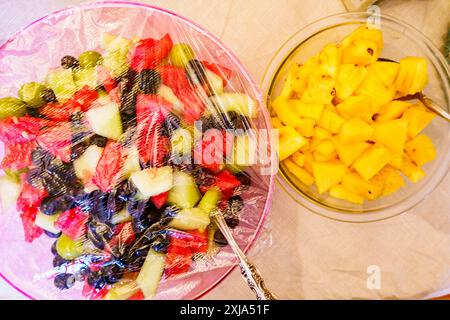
261 12 450 223
0 1 275 299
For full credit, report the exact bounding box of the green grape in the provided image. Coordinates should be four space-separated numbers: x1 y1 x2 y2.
0 97 26 119
169 43 195 68
78 50 102 69
56 234 83 260
4 168 27 183
197 188 222 213
18 82 46 108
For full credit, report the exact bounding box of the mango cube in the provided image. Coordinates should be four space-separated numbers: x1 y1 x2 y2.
372 119 408 154
352 144 391 180
404 134 436 166
339 117 374 144
312 161 347 194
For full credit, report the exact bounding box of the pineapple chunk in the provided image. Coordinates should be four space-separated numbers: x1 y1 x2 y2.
313 151 338 162
271 117 283 128
272 97 303 128
278 126 308 161
318 44 342 78
311 161 347 194
352 144 391 180
317 108 346 134
395 56 428 95
302 151 315 174
291 151 307 167
290 63 309 94
295 118 315 137
292 101 324 121
342 172 382 200
401 154 426 183
315 140 336 156
336 141 371 167
367 61 400 87
369 166 405 196
301 76 335 105
283 159 315 186
375 100 410 121
335 64 368 101
401 106 435 138
329 184 364 204
336 95 373 123
388 152 404 169
355 72 396 113
314 126 332 140
404 134 436 166
342 39 380 66
338 117 374 144
342 26 383 52
372 119 408 154
279 73 294 99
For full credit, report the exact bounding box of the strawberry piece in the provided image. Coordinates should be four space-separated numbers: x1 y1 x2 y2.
0 116 48 144
108 86 121 104
20 207 43 243
151 191 169 209
194 129 231 173
128 290 145 300
136 94 172 127
131 34 173 72
213 170 241 192
201 61 233 86
96 66 117 94
159 65 191 92
0 140 36 170
82 281 110 300
40 102 75 121
165 236 193 277
137 115 170 166
72 86 99 111
37 122 72 162
16 174 47 213
187 229 208 255
55 208 88 241
176 88 206 124
91 141 126 192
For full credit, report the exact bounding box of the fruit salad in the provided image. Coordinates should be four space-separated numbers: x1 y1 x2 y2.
0 32 259 299
272 25 437 205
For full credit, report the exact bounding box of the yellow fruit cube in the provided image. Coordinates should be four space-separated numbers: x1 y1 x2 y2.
395 56 428 95
369 166 405 196
314 126 332 140
355 72 396 113
372 119 408 154
375 100 410 121
318 44 342 78
401 106 435 138
271 117 283 128
336 95 373 123
313 151 338 162
342 39 380 66
283 158 314 186
290 151 307 167
339 117 374 144
367 61 400 87
301 76 336 105
404 134 436 166
317 108 346 134
272 97 303 128
342 172 382 200
329 184 365 204
278 126 308 161
336 141 371 167
302 151 314 174
290 63 309 94
292 101 324 121
315 140 336 156
342 26 383 52
335 64 368 100
295 118 315 137
311 161 347 194
401 154 425 183
388 152 403 169
352 144 391 180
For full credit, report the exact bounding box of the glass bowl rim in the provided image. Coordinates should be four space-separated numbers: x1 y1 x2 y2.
261 11 450 223
0 0 275 300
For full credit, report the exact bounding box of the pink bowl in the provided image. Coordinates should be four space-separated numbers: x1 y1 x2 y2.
0 1 275 299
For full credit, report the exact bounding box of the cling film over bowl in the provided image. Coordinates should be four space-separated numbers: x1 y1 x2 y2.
0 2 275 300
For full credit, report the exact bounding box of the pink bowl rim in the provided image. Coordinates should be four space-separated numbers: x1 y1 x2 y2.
0 0 275 300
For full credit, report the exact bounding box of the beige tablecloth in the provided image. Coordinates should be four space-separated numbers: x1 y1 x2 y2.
0 0 449 300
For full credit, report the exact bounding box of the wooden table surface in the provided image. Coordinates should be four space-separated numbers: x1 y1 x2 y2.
0 0 449 300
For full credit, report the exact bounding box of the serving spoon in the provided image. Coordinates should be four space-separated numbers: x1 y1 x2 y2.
212 212 277 300
378 58 450 122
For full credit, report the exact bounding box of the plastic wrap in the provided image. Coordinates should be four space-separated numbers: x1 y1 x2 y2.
0 2 275 300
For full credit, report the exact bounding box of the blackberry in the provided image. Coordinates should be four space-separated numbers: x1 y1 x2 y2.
86 221 106 250
26 107 45 118
138 69 161 94
213 229 228 247
71 143 88 161
31 147 54 167
61 55 79 69
101 262 124 285
186 59 207 86
40 88 57 103
235 172 251 188
87 271 107 290
53 255 68 268
90 135 108 148
27 167 43 188
74 265 90 282
224 195 243 229
54 273 76 290
45 230 62 238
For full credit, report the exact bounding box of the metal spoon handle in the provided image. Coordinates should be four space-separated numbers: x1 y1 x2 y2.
418 94 450 122
213 214 277 300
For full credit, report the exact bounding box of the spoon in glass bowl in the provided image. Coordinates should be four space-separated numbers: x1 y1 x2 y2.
212 212 277 300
